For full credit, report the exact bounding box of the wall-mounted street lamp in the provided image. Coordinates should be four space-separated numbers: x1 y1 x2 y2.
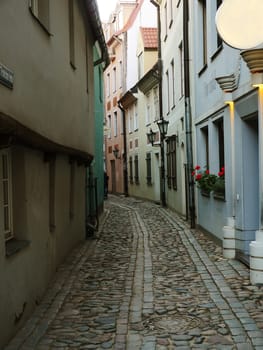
113 146 121 159
146 119 169 207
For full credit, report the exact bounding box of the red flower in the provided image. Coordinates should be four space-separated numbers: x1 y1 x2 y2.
205 170 210 175
191 171 196 176
196 174 202 181
218 171 224 177
195 165 201 170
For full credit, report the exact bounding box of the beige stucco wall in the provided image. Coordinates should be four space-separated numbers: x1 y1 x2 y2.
0 146 86 346
0 0 94 154
0 1 93 346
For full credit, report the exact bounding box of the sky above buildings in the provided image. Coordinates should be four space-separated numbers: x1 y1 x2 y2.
97 0 117 21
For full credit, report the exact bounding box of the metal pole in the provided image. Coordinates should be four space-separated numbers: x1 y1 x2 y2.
151 0 166 207
183 0 195 227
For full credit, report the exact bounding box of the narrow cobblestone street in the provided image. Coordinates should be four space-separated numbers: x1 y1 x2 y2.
5 195 263 350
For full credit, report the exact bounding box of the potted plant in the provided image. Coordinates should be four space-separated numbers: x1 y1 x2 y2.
213 167 225 198
192 165 217 196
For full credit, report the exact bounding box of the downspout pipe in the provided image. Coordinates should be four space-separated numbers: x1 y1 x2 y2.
150 0 166 207
118 102 129 197
183 0 195 228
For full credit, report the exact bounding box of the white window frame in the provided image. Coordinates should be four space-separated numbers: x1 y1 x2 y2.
2 150 13 241
134 103 138 131
146 94 151 125
114 111 118 137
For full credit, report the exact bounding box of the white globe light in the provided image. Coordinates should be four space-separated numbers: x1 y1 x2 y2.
216 0 263 50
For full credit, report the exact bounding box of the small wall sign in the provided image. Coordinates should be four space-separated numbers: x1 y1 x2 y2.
0 63 14 89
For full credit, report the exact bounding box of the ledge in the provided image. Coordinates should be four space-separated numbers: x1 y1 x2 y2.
6 239 30 257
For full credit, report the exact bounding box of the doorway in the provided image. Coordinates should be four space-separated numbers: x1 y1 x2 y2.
236 114 259 264
110 160 116 193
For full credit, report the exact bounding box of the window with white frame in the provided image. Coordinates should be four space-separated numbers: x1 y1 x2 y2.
29 0 50 31
138 52 143 79
113 67 117 93
146 94 151 125
114 111 118 137
168 0 173 28
68 0 75 68
198 0 207 71
153 87 159 121
119 61 122 88
166 70 170 114
134 103 138 131
2 150 13 241
106 73 110 97
179 42 184 97
108 115 112 138
216 0 223 49
171 59 175 108
164 2 168 41
128 109 133 133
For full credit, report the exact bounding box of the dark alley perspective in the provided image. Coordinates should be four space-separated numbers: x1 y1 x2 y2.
5 195 263 350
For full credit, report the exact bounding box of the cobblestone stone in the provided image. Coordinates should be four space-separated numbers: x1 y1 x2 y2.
4 195 263 349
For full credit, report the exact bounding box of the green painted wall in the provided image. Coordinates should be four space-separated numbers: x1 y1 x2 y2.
86 46 105 230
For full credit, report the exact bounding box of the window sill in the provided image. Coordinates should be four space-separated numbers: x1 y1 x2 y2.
29 9 52 36
213 192 225 201
211 45 223 62
6 239 30 258
198 64 208 77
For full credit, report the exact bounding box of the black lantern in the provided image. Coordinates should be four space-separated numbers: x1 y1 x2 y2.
113 148 120 159
157 119 169 137
147 128 157 146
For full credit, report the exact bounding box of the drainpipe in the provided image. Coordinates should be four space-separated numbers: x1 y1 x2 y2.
118 101 129 196
150 0 166 207
183 0 195 228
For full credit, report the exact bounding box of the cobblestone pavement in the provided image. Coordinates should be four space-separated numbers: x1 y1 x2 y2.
5 195 263 350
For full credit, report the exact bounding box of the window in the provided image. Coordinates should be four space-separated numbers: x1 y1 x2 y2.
29 0 50 32
166 136 177 190
146 152 152 185
168 0 173 28
134 155 139 184
113 67 117 93
179 42 184 97
164 2 168 41
171 59 175 108
134 103 138 131
2 150 13 241
201 126 209 169
119 61 122 88
108 115 112 138
106 73 110 97
68 0 75 68
216 118 225 170
138 52 143 79
129 156 133 184
114 111 117 137
146 94 151 125
153 87 159 121
199 0 207 69
128 109 133 133
166 70 170 114
216 0 223 48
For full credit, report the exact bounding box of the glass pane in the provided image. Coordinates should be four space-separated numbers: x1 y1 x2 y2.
4 206 10 231
3 181 8 205
2 154 8 179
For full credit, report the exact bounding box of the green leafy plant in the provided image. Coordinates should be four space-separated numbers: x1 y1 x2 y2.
192 165 217 193
213 167 225 195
